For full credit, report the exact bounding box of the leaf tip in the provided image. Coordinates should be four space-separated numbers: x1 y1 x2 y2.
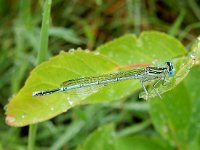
5 115 16 126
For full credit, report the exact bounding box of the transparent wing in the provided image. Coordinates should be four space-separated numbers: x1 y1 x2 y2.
64 82 115 106
61 69 147 106
61 68 145 87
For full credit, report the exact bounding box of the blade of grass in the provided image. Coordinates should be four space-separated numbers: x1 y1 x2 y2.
50 121 85 150
168 9 186 36
133 0 141 34
126 0 134 30
178 22 200 41
127 0 141 34
37 0 52 64
116 120 151 137
11 0 33 94
188 0 200 20
28 0 52 150
19 0 32 29
83 22 95 49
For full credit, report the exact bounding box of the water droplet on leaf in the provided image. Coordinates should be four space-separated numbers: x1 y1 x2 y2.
22 114 27 119
67 97 74 106
4 105 7 111
69 48 75 53
94 51 100 55
50 107 55 111
85 49 90 53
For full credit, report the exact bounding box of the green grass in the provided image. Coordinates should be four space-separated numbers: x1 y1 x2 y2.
1 0 200 150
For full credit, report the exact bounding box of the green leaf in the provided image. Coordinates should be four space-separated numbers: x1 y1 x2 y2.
184 67 200 149
149 83 191 149
5 31 188 126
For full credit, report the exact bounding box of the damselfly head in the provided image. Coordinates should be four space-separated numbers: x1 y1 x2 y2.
166 61 175 77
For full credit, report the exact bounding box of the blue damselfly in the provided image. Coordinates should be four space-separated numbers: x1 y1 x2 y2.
32 61 175 99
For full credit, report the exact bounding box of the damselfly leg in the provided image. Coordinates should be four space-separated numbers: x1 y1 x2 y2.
152 77 163 99
140 80 148 100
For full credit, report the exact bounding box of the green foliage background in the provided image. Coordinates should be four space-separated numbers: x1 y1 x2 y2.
0 0 200 150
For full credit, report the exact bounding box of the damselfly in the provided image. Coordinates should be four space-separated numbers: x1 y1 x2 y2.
32 61 175 99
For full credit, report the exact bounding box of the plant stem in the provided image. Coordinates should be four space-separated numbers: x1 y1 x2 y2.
37 0 52 64
28 0 52 149
28 124 37 150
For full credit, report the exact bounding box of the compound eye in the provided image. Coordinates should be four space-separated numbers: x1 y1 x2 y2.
168 68 175 77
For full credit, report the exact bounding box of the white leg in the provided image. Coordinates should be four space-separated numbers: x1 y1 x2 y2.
153 77 163 99
140 80 148 100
